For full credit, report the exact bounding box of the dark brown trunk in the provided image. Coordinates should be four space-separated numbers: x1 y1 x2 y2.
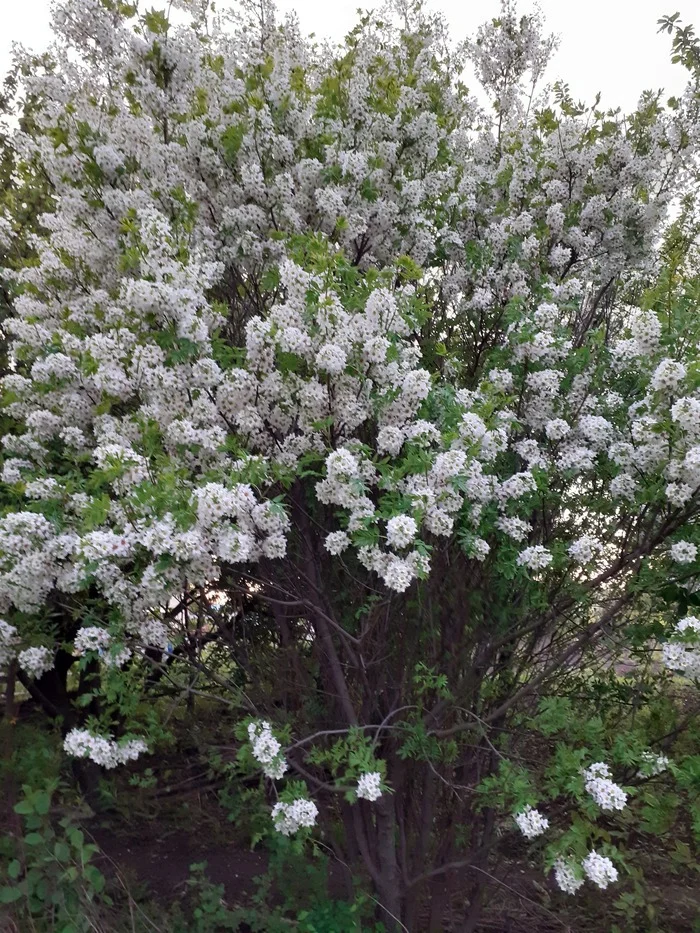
2 661 21 841
374 794 403 930
428 874 451 933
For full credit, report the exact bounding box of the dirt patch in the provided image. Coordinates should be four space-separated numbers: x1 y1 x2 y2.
92 826 268 903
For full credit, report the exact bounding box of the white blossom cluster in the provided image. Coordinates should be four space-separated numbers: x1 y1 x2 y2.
73 627 132 667
0 620 19 668
386 515 418 550
554 851 618 893
357 772 382 801
582 762 628 811
638 751 670 777
514 805 549 839
651 359 686 393
662 615 700 680
516 546 553 572
324 531 351 556
17 646 54 679
247 720 289 780
669 541 698 564
581 851 619 889
271 798 319 836
63 728 148 769
568 535 604 566
496 516 532 542
0 512 70 613
610 473 638 501
553 857 585 894
74 627 112 654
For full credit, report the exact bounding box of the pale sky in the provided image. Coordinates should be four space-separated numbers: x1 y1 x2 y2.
1 0 696 113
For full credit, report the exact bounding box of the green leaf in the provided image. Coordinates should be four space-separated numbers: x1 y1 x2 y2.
0 886 22 904
53 841 70 862
34 791 51 815
220 123 246 162
143 9 169 35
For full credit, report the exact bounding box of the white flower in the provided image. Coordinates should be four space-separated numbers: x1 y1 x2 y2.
64 729 147 769
247 721 288 779
24 478 61 499
554 858 585 894
610 473 637 500
662 641 700 679
460 413 487 443
578 415 614 449
262 534 287 559
315 343 347 374
581 850 618 889
467 537 490 561
357 771 382 801
568 535 603 565
496 516 532 542
488 368 513 391
650 359 686 392
424 507 454 536
271 798 318 835
386 515 418 549
516 545 552 571
672 396 700 438
582 762 627 811
248 721 281 763
638 751 670 777
556 445 596 473
1 460 26 484
666 482 694 507
677 615 700 635
526 369 563 397
630 311 661 352
514 438 546 469
263 757 289 780
325 449 360 480
498 472 537 504
662 615 700 679
377 426 405 456
382 555 416 592
670 541 697 564
0 620 19 668
74 627 112 654
325 531 350 555
514 805 549 839
17 646 54 679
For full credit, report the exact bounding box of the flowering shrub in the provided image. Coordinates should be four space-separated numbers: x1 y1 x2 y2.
1 0 700 927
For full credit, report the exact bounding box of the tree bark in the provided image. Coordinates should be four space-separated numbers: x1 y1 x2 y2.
374 794 403 930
